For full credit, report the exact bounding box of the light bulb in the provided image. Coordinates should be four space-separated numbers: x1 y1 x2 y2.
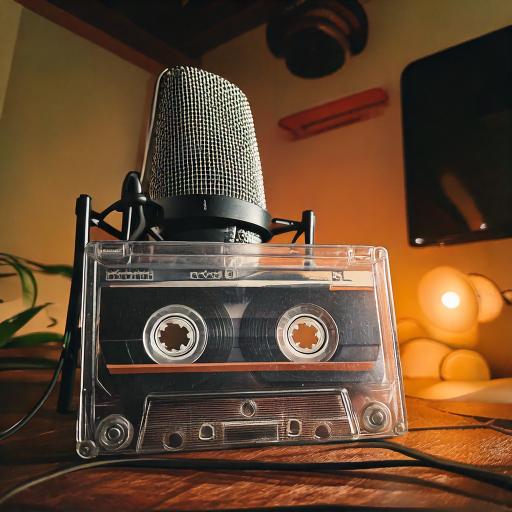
418 266 478 333
441 291 460 309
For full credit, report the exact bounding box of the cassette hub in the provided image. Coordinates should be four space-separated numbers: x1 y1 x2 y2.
276 304 339 362
287 316 326 354
143 304 208 363
157 317 196 356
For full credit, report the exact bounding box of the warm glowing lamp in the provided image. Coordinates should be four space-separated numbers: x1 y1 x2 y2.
418 266 479 333
402 266 510 399
441 291 460 309
418 266 508 334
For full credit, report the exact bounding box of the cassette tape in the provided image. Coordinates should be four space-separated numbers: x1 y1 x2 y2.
77 242 407 458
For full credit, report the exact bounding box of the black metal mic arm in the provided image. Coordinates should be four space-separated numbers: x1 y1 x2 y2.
57 194 91 413
271 210 316 244
57 173 158 412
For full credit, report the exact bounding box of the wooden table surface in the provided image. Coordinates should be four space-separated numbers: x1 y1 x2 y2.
0 370 511 511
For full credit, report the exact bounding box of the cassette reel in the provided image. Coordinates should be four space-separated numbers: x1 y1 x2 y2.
239 286 382 383
77 242 407 458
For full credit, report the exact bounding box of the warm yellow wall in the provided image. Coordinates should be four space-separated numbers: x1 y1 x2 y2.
203 0 512 376
0 6 151 330
0 0 22 118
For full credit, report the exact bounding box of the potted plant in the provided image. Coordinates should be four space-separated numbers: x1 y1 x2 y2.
0 253 72 370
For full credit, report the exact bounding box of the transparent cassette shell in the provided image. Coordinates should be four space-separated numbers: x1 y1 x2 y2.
77 242 407 458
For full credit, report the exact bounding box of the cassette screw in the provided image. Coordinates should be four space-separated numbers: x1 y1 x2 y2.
362 403 391 433
79 445 91 457
106 426 123 442
96 414 133 451
77 441 97 459
369 410 385 427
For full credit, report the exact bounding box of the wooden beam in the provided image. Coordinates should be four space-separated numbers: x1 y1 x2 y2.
182 1 285 57
16 0 198 74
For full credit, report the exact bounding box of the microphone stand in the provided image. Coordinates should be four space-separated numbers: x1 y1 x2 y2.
271 210 316 244
56 195 91 413
57 172 148 413
57 173 316 413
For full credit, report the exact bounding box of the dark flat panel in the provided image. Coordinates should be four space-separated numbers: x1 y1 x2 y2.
401 26 512 247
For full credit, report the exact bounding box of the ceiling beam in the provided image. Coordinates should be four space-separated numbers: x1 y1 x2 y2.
182 1 284 57
16 0 198 74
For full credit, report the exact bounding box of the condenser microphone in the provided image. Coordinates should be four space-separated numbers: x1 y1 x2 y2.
141 66 272 243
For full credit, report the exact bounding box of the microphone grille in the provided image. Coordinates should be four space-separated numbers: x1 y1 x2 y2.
146 67 266 209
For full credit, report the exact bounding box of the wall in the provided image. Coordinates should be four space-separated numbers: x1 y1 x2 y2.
203 0 512 376
0 5 151 330
0 0 22 118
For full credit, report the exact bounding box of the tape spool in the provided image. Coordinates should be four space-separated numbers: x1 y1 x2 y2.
141 289 235 374
142 298 234 365
240 288 337 383
101 288 234 396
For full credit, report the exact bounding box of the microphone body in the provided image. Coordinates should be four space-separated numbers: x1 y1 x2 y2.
142 67 271 242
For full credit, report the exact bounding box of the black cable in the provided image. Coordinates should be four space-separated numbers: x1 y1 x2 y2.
409 422 512 436
370 440 512 489
0 336 510 502
0 420 511 506
0 459 459 507
409 423 494 432
1 448 510 508
0 348 65 442
119 441 509 490
487 422 512 436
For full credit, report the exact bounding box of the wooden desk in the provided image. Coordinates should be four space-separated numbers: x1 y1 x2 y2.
1 370 511 511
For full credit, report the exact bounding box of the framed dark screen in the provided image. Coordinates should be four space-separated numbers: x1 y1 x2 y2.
401 26 512 247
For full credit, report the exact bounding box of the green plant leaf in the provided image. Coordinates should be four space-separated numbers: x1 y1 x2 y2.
0 303 51 348
23 259 73 279
0 254 37 307
46 314 58 328
4 331 64 348
0 357 57 370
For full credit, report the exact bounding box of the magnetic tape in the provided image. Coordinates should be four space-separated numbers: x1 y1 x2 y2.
78 242 406 457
